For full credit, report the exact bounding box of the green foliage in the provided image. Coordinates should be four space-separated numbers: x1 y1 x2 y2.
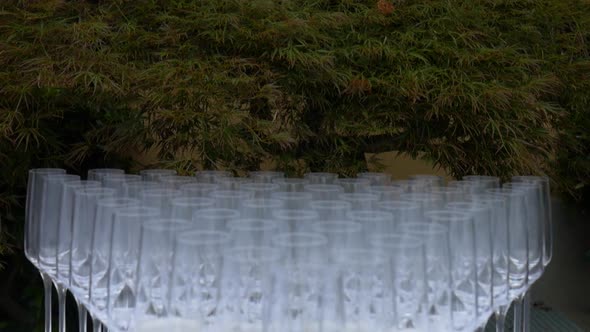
1 0 589 327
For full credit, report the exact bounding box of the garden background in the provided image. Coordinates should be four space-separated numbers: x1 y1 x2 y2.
0 0 589 330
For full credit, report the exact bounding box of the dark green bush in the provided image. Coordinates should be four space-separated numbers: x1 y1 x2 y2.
0 0 589 328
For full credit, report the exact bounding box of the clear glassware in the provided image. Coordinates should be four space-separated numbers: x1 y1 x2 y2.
462 175 501 189
213 177 252 190
121 181 163 199
140 169 177 181
248 170 285 183
390 179 429 193
309 200 352 221
333 178 371 193
89 198 141 323
56 180 102 332
424 210 484 331
375 200 420 224
429 186 465 205
272 209 319 232
337 193 380 210
88 168 125 182
240 183 281 199
195 170 232 183
446 202 496 329
158 175 197 189
168 231 231 329
272 177 310 192
241 198 285 219
192 208 240 232
227 218 286 246
310 221 363 257
366 185 405 201
334 248 393 332
37 173 80 332
357 172 392 185
102 174 142 195
303 172 338 184
448 180 489 195
139 188 182 217
303 184 345 200
134 219 194 328
347 210 394 235
274 191 313 210
170 197 215 221
487 188 532 332
400 193 445 217
179 183 219 198
209 190 254 210
502 182 546 332
106 206 161 332
467 193 511 332
220 246 280 331
70 187 117 332
370 233 428 331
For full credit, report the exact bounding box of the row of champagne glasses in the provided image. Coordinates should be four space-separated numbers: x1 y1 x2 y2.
25 169 552 332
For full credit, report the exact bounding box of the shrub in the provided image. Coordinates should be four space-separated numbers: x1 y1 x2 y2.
0 0 589 327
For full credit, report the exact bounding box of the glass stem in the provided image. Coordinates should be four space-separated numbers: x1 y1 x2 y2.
55 283 67 332
77 300 88 332
40 272 53 332
92 316 103 332
523 291 531 332
495 304 508 332
513 293 525 332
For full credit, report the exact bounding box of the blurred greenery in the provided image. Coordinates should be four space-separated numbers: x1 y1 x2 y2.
0 0 589 329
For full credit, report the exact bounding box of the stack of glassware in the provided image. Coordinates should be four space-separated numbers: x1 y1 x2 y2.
25 169 552 332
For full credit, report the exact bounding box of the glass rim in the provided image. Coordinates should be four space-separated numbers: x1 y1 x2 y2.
180 182 219 190
171 196 215 206
272 232 328 248
347 209 393 220
194 208 240 220
303 184 344 191
114 206 161 218
97 197 140 207
224 246 280 264
338 193 380 201
367 185 404 192
486 188 527 197
334 178 371 184
272 209 318 220
43 174 80 181
274 191 313 199
369 233 424 249
309 200 351 209
74 187 116 196
196 170 233 176
446 201 490 212
209 190 253 199
242 198 284 208
424 210 471 221
334 248 388 266
399 222 449 234
141 219 192 232
272 178 309 184
376 200 420 210
63 180 102 188
310 221 362 233
139 188 182 197
304 172 338 177
176 230 231 245
227 218 281 231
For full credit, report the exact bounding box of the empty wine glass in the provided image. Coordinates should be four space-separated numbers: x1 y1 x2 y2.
134 219 194 328
357 172 392 185
248 170 284 183
140 169 177 181
304 172 338 184
220 245 280 331
107 206 161 331
168 231 231 329
272 178 310 192
195 170 232 183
